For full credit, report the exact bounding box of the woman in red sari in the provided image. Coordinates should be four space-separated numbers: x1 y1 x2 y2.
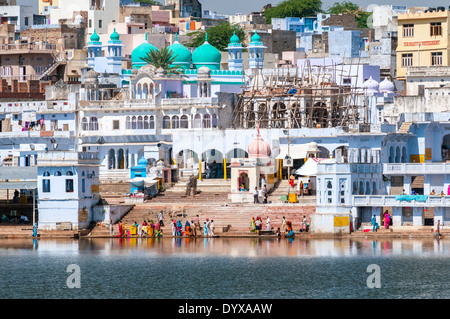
117 221 123 237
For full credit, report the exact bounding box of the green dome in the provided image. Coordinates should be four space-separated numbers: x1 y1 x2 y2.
192 33 221 70
89 29 100 43
131 33 158 69
168 34 192 69
110 28 120 41
250 30 262 44
230 31 240 45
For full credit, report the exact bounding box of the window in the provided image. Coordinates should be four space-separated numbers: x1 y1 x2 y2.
171 115 179 129
326 181 333 204
212 114 218 128
203 114 211 128
162 116 170 129
82 179 85 193
126 116 131 129
402 24 414 37
66 179 74 193
42 179 50 193
430 22 442 36
24 17 29 26
137 116 143 130
144 116 149 129
149 116 155 129
55 171 61 176
432 52 443 66
63 124 69 131
113 120 120 130
99 20 102 28
89 20 92 28
180 115 189 128
132 116 137 130
401 53 413 67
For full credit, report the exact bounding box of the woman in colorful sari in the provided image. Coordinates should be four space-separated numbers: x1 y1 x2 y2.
384 211 390 229
185 220 191 236
148 220 154 237
177 220 183 237
250 217 256 232
286 221 294 237
118 221 123 237
203 221 208 237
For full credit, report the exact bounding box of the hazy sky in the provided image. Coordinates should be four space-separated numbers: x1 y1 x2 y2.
198 0 449 15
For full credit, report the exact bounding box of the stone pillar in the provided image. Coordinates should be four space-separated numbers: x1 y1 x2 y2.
105 154 109 170
403 175 412 194
413 207 423 226
392 207 402 226
134 154 138 168
128 152 132 169
19 156 25 167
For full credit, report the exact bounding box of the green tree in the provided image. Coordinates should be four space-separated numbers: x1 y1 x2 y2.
327 1 371 28
141 47 181 75
184 22 245 51
264 0 323 24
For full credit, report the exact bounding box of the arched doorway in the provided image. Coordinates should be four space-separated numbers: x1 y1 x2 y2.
202 149 224 178
108 149 116 169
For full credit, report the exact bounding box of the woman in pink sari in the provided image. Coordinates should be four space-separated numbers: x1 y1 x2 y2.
384 211 390 229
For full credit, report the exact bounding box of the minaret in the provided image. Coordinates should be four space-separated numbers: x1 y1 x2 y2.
87 29 102 69
248 30 266 70
226 31 243 71
106 28 124 74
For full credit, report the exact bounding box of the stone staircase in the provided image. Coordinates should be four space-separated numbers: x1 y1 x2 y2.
148 178 231 204
398 122 412 134
88 201 316 237
0 225 78 238
268 179 316 204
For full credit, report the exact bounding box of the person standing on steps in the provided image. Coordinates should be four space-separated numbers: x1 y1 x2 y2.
266 216 271 230
253 187 259 204
158 211 164 227
210 220 215 237
281 216 287 234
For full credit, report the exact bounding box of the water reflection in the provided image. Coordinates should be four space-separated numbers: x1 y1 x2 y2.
0 237 448 257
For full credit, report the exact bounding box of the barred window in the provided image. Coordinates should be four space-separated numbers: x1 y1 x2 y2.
402 24 414 37
431 52 443 66
430 22 442 36
401 53 413 67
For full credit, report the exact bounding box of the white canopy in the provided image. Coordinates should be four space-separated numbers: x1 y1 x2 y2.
276 142 320 160
294 158 334 176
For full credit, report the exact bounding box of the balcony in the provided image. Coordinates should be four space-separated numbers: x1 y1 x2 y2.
0 43 57 55
383 163 450 175
353 195 450 207
161 97 219 109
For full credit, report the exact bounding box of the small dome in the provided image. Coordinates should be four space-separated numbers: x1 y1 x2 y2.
168 34 192 70
248 132 271 158
250 30 262 45
110 28 120 41
379 77 395 93
138 157 148 166
90 29 100 43
131 33 158 69
192 32 221 70
229 31 240 45
362 76 379 94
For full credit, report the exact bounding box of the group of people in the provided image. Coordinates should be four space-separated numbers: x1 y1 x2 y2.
371 210 392 232
116 220 163 238
253 186 268 204
250 216 271 232
250 215 309 237
171 216 215 237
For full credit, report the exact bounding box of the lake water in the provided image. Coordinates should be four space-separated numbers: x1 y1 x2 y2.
0 237 449 299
